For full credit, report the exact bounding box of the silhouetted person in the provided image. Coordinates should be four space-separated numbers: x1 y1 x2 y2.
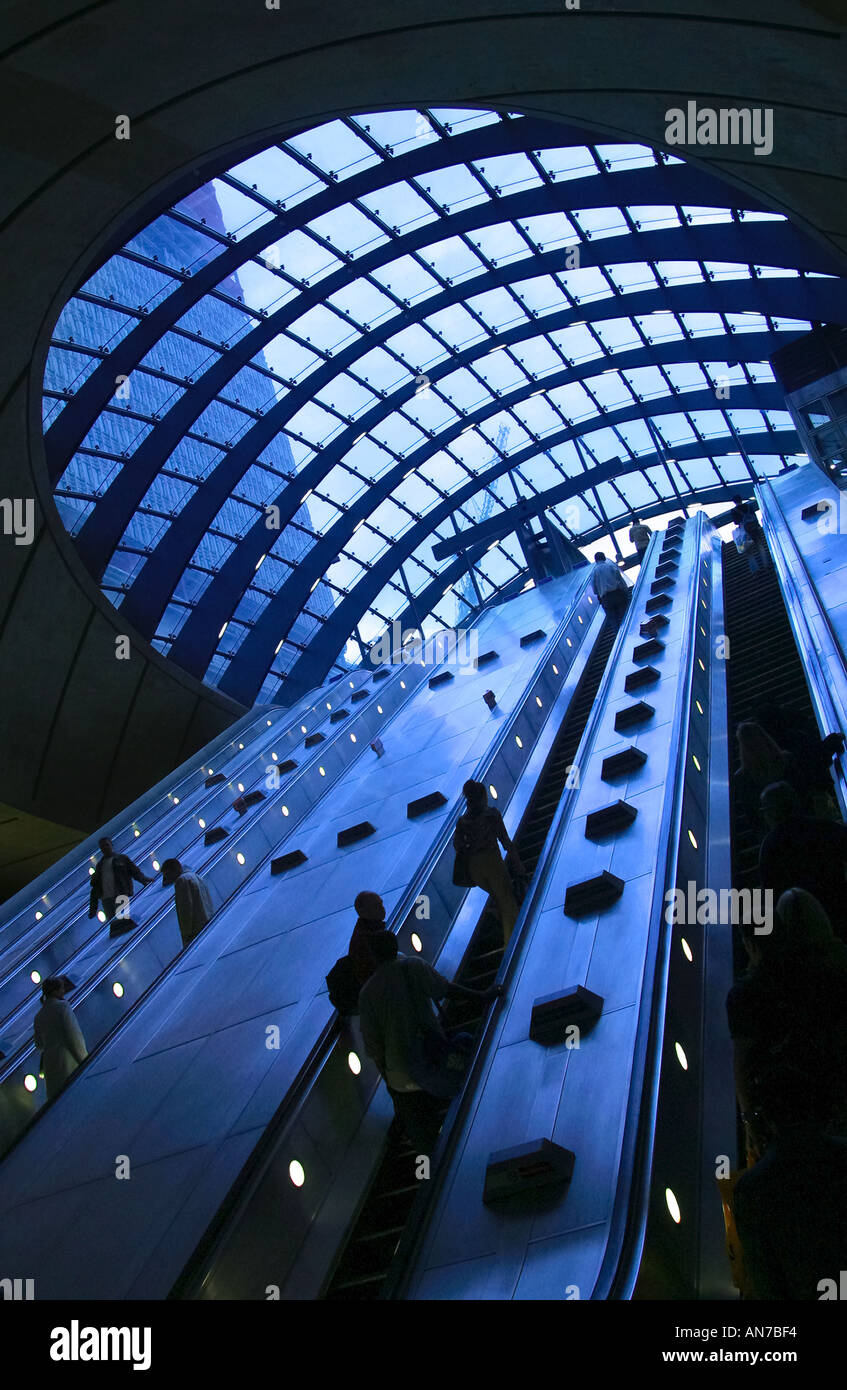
161 858 214 948
732 495 764 530
33 976 87 1101
454 780 523 945
628 517 651 561
347 890 387 989
731 495 769 574
758 783 847 942
756 702 844 816
733 722 801 830
88 836 152 929
726 888 847 1163
591 551 630 628
358 931 502 1154
734 1062 847 1300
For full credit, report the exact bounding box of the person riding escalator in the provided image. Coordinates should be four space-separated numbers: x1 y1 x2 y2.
358 930 502 1156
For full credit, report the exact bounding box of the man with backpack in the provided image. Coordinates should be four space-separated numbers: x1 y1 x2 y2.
326 890 388 1016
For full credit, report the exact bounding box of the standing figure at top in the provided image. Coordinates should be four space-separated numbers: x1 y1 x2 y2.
629 516 652 563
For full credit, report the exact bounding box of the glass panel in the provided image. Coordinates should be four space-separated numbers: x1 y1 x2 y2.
418 164 488 214
286 120 381 179
535 147 598 182
358 182 439 234
307 205 389 257
418 235 486 282
370 254 441 303
229 146 327 208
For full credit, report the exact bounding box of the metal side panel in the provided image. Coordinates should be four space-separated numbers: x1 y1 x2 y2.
0 573 592 1299
764 466 847 666
187 599 607 1301
399 519 712 1301
758 470 847 812
0 674 371 1000
0 671 365 957
698 527 736 1299
0 658 427 1149
627 524 735 1300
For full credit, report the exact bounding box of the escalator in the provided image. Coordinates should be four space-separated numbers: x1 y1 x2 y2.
323 619 618 1300
721 539 830 921
0 658 423 1157
721 536 844 1169
1 576 610 1300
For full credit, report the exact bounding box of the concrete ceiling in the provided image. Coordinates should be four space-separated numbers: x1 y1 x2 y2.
1 0 845 843
0 801 85 904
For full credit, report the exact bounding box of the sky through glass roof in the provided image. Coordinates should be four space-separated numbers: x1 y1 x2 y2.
42 107 843 706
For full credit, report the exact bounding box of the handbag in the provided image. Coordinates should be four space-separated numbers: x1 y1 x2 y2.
733 524 753 554
452 849 475 887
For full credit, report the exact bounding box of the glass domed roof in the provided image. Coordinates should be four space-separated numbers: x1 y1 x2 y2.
43 107 847 705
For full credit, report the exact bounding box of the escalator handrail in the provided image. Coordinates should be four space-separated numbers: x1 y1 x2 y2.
0 704 264 930
379 610 613 1299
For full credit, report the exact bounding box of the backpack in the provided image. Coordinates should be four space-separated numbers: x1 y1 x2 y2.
326 954 360 1015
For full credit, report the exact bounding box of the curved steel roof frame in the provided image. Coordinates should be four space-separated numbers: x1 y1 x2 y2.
43 108 847 705
112 282 826 647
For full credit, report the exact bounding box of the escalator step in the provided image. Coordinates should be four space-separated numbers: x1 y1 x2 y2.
373 1183 420 1201
352 1225 405 1247
328 1271 387 1294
